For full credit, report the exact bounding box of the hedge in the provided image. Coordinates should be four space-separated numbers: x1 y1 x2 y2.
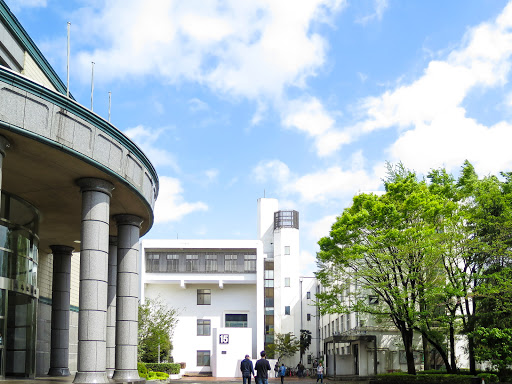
370 373 475 384
144 363 181 374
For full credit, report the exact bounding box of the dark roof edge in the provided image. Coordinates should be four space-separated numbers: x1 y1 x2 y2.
0 0 73 98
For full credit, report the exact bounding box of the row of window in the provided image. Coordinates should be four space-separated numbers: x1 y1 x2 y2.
146 252 257 273
322 313 354 339
197 314 248 335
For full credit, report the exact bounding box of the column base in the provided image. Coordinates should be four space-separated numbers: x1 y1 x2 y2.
112 370 141 382
48 367 70 376
73 371 110 383
113 379 145 384
107 369 114 379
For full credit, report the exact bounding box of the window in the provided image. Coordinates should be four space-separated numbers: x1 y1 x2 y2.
307 291 311 299
346 314 351 330
244 254 256 272
197 289 211 305
197 319 211 336
224 254 238 272
205 255 218 272
327 323 330 336
166 254 179 272
225 314 248 327
197 350 210 366
284 277 290 287
336 318 339 332
307 355 312 364
284 246 290 255
307 313 311 321
264 279 274 287
285 306 290 315
146 253 160 272
186 255 198 272
340 315 344 332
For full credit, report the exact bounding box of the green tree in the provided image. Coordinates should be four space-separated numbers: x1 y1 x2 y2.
317 163 450 375
272 332 300 361
138 297 179 363
473 327 512 380
299 329 312 363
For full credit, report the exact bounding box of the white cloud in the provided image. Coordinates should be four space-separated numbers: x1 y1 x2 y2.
282 96 348 156
154 176 208 223
299 250 318 275
204 169 219 183
305 214 338 240
356 0 389 25
188 98 209 112
123 125 179 171
325 1 512 174
252 159 381 203
5 0 46 10
67 0 346 101
252 160 291 183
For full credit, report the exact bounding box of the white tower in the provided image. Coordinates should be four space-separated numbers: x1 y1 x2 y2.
257 198 301 365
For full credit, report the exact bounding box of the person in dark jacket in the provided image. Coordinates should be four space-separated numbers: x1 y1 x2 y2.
240 355 255 384
254 350 271 384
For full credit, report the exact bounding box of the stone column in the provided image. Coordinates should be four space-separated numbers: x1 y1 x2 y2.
112 214 143 381
106 236 118 378
74 178 114 384
48 245 74 376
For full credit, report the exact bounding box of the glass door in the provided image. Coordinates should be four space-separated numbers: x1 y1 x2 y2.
5 291 36 378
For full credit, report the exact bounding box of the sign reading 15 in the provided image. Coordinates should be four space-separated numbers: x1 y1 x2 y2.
219 334 229 344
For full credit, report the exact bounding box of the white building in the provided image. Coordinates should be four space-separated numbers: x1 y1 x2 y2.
140 198 319 376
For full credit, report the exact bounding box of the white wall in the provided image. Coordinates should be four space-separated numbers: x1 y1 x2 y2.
212 327 253 377
145 282 258 373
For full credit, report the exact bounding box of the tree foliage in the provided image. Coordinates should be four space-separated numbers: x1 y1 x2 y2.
138 297 179 363
271 332 300 360
299 329 312 363
316 161 512 375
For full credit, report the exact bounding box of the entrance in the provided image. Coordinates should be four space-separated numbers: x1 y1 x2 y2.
5 290 36 377
353 344 359 375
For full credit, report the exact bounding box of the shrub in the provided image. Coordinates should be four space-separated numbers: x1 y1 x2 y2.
371 373 474 383
137 362 148 379
477 373 499 382
147 371 169 380
145 363 181 374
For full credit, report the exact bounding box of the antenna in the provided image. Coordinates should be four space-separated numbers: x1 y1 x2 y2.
66 22 70 97
108 91 111 122
90 61 95 111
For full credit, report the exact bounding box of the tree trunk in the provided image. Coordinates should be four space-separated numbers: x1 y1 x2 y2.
418 330 452 373
422 335 430 371
468 334 476 375
449 322 457 372
400 327 416 375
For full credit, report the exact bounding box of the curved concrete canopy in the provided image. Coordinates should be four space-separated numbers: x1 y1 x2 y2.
0 69 158 254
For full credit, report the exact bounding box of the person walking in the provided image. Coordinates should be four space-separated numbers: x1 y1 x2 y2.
240 355 255 384
279 364 286 384
316 362 324 384
254 350 271 384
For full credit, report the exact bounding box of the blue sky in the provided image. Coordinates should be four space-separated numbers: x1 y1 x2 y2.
7 0 512 274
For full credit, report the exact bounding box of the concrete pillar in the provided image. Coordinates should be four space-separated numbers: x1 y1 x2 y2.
73 178 114 384
48 245 74 376
106 236 117 378
112 214 143 381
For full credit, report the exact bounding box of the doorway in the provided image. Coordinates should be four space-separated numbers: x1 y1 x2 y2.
5 290 36 378
353 344 359 375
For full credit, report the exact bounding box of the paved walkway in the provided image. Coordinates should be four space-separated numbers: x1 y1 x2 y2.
0 376 370 384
